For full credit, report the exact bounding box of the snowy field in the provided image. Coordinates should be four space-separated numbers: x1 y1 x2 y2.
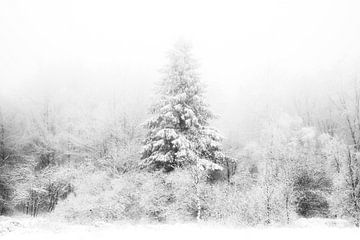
0 217 358 240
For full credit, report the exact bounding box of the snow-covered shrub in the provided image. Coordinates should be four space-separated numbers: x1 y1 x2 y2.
12 163 75 216
204 183 296 226
53 169 169 223
0 179 12 215
293 170 332 218
52 167 117 222
163 169 202 221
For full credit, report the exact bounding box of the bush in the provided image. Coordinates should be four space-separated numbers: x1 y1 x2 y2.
0 180 12 215
293 171 332 218
12 163 75 216
53 169 169 223
204 183 296 226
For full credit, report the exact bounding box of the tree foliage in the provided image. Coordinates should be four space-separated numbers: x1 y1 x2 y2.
141 42 227 172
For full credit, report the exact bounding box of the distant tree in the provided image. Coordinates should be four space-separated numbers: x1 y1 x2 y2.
337 81 360 226
0 106 13 214
258 114 302 224
141 42 226 173
328 83 360 226
0 104 32 215
336 80 360 149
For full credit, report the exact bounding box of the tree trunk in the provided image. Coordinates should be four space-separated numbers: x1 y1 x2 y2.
285 195 290 224
192 167 202 222
265 184 271 225
266 201 271 225
226 159 230 184
196 185 201 221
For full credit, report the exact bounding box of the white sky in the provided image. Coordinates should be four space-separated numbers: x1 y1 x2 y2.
1 0 360 144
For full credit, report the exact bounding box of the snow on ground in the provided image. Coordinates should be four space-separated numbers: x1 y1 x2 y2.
0 216 358 240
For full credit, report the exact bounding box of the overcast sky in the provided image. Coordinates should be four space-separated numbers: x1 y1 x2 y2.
1 0 360 144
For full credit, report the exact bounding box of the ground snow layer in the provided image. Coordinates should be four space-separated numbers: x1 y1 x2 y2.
0 216 358 240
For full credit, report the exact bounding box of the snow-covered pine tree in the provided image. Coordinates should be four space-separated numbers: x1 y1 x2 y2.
141 42 226 173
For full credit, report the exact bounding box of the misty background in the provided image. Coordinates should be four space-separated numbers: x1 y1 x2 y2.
1 0 360 145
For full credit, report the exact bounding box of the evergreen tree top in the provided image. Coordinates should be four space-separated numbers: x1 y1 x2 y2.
141 42 227 172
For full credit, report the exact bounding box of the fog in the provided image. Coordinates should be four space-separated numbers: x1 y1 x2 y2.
1 0 360 144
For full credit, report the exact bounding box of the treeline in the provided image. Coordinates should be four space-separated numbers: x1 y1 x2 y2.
1 43 360 227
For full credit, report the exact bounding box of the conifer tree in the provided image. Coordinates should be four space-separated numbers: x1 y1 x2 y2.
141 42 226 173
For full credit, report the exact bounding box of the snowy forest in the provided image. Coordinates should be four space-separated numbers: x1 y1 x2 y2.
2 0 360 236
2 41 360 228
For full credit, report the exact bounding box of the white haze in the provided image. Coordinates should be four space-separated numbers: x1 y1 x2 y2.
1 0 360 144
